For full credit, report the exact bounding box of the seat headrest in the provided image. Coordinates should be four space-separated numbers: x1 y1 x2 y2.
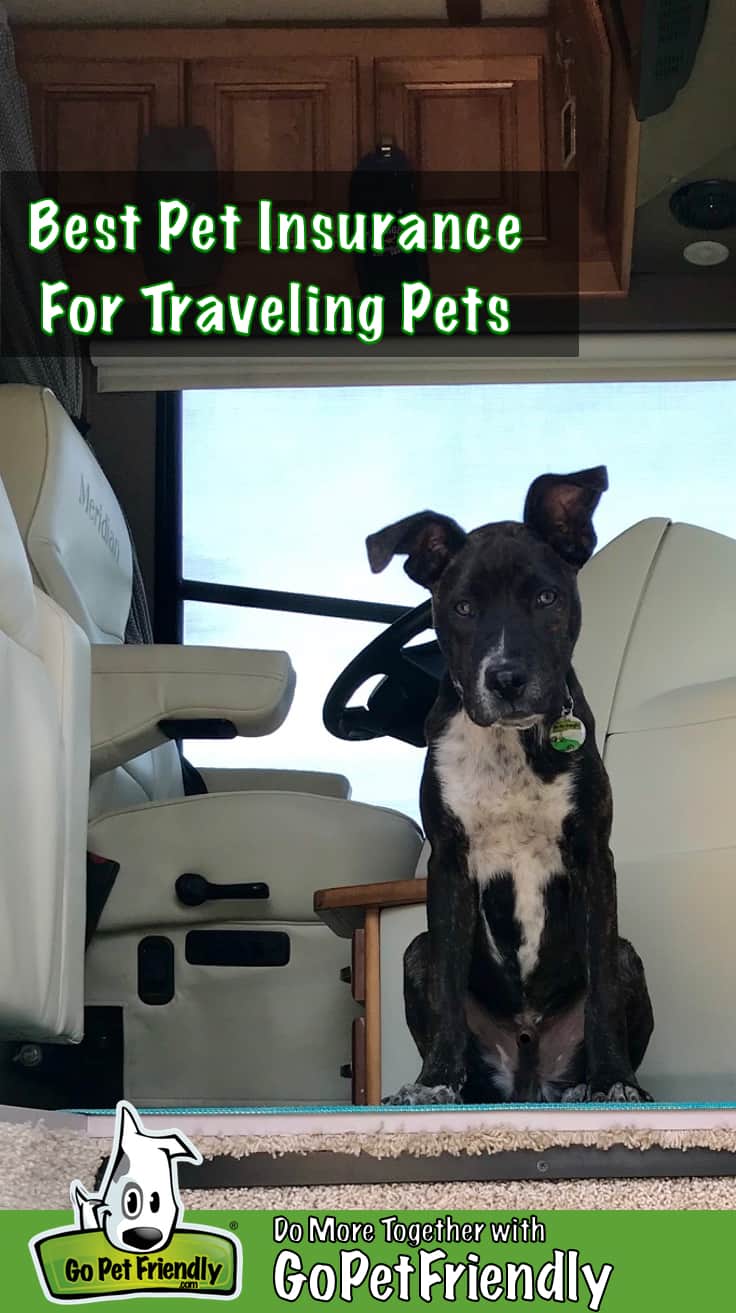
0 386 133 644
0 474 40 656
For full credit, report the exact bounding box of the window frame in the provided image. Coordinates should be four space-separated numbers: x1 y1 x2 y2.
154 390 409 644
154 345 736 643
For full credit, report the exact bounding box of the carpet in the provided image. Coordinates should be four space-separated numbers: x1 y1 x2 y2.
2 1117 735 1211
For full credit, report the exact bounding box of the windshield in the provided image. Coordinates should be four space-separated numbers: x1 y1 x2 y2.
182 380 736 820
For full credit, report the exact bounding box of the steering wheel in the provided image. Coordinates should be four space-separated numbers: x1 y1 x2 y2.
322 600 445 747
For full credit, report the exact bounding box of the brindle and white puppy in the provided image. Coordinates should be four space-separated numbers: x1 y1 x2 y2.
367 467 653 1104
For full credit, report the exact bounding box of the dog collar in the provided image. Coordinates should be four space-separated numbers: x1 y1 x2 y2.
549 690 587 753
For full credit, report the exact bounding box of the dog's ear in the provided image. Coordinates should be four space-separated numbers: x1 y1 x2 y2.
366 511 467 588
156 1133 202 1166
118 1102 144 1155
523 466 608 569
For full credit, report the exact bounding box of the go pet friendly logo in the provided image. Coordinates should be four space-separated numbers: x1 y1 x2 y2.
30 1101 242 1302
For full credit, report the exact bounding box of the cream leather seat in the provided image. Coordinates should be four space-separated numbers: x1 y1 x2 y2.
0 473 90 1044
0 385 423 1106
381 518 736 1103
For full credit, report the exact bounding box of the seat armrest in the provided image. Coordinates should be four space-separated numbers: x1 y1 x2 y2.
91 644 295 776
314 879 428 938
199 767 351 799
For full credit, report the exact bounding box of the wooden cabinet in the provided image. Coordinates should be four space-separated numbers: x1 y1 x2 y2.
315 880 428 1106
553 0 612 227
188 53 357 273
14 17 640 299
375 51 547 175
186 54 358 294
374 43 548 237
189 56 357 177
20 58 182 174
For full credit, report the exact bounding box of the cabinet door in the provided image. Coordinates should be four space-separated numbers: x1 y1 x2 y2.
188 55 358 291
374 51 547 236
189 56 357 194
19 58 183 174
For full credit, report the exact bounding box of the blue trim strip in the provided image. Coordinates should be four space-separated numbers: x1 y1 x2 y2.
74 1101 736 1116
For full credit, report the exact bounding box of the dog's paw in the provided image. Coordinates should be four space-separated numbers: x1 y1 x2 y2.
590 1081 654 1103
560 1083 590 1104
381 1083 462 1107
560 1080 653 1103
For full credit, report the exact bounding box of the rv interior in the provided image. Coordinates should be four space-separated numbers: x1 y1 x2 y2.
0 0 735 1127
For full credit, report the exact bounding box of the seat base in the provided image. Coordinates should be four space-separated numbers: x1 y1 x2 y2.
85 924 360 1106
0 1007 123 1111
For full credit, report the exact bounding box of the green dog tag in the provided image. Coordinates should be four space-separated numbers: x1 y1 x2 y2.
549 715 586 753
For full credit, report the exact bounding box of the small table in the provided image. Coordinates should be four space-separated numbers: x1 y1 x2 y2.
314 879 427 1105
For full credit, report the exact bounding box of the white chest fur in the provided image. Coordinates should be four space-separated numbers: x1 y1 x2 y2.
434 712 574 978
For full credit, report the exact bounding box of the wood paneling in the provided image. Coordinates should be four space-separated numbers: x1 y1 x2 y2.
553 0 612 227
188 55 357 264
445 0 483 22
20 59 182 174
617 0 645 58
315 879 428 938
376 54 547 173
375 52 547 237
351 1016 367 1105
364 909 381 1107
189 56 357 182
352 927 366 1004
596 0 641 292
14 19 639 297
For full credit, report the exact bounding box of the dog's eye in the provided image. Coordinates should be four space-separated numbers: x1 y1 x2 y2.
536 589 558 607
122 1184 142 1219
454 599 475 617
150 1192 160 1214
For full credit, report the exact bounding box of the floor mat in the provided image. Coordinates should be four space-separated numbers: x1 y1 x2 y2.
2 1115 736 1210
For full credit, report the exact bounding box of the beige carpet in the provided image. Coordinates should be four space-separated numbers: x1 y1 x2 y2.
1 1119 735 1211
188 1124 736 1157
182 1177 736 1209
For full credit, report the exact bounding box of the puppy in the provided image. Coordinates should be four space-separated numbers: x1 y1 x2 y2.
368 467 654 1104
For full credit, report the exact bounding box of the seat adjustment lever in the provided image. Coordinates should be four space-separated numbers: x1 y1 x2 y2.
175 873 269 907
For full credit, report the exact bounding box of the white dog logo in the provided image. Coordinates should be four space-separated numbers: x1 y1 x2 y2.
70 1100 202 1254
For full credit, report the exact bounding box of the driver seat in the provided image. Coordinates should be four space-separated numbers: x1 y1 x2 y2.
0 472 90 1045
0 385 424 1106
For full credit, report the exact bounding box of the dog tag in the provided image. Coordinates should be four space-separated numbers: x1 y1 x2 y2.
549 715 586 753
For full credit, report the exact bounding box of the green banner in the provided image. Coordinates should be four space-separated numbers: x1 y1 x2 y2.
4 1209 733 1310
31 1223 239 1300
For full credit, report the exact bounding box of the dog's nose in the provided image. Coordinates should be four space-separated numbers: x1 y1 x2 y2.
122 1227 164 1251
487 665 527 699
